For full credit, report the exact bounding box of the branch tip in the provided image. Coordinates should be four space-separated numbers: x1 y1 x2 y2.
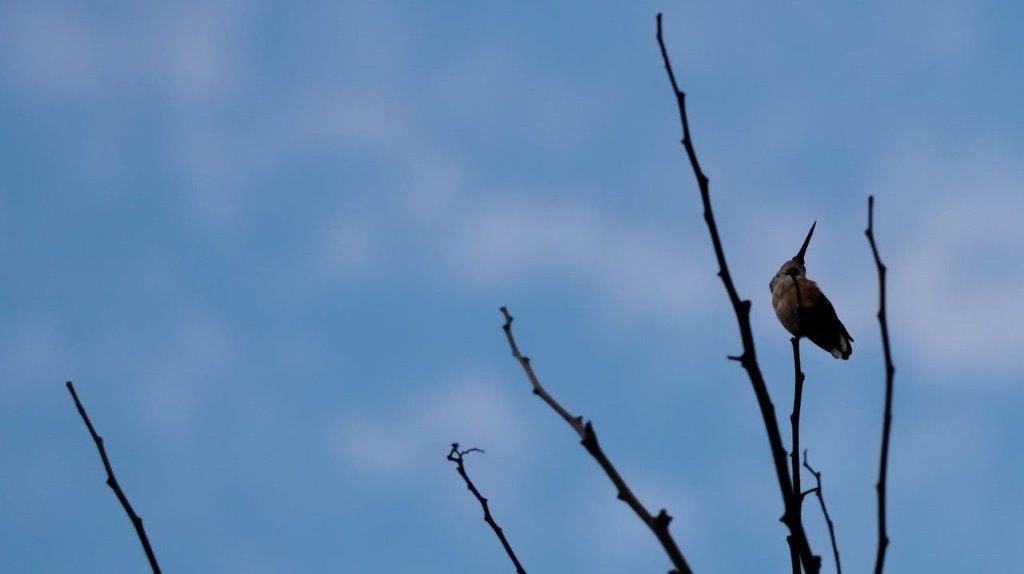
498 302 692 573
65 381 162 573
446 442 526 573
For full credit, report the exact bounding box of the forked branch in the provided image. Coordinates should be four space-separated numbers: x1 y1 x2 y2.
865 196 896 574
500 307 693 574
446 443 526 574
656 13 819 573
65 381 162 574
803 451 843 574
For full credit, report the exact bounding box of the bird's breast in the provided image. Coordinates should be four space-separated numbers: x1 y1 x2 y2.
772 277 820 336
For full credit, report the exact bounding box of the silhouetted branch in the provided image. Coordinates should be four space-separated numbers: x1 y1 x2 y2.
65 381 162 574
788 275 807 574
499 307 693 574
499 308 584 435
656 13 819 573
865 196 896 574
446 443 526 574
803 452 842 574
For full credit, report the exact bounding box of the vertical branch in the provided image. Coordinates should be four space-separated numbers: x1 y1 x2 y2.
446 444 527 574
656 13 819 573
500 307 694 574
789 275 806 574
790 345 804 499
803 452 842 574
65 381 162 574
789 341 805 574
865 196 896 574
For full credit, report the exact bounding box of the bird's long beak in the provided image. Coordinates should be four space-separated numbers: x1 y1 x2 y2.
794 221 816 263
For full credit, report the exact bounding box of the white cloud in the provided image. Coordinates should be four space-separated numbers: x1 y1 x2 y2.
153 1 242 103
2 1 244 103
1 4 98 97
141 313 237 436
450 196 713 318
572 471 705 572
874 0 976 66
317 213 375 277
0 314 68 390
329 368 530 477
896 197 1023 372
430 47 600 153
879 138 1024 373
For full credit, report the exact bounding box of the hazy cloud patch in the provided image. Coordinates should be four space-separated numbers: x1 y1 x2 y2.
329 368 530 478
880 138 1024 374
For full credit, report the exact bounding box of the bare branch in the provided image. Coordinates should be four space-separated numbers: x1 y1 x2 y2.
446 443 526 574
803 452 843 574
65 381 162 574
865 196 896 573
500 307 585 435
656 13 819 573
499 307 693 574
789 276 807 574
799 487 820 501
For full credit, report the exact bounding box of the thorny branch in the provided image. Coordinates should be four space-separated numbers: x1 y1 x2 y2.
65 381 162 574
446 444 526 574
865 196 896 574
656 13 820 573
500 307 694 574
803 452 843 574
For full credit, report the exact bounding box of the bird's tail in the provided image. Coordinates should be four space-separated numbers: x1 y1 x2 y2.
830 326 853 360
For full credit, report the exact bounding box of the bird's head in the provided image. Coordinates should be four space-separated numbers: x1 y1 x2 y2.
769 221 815 292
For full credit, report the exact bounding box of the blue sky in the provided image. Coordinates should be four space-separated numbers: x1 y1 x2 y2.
2 1 1022 572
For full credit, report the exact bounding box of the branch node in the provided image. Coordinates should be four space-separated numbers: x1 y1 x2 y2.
655 509 673 529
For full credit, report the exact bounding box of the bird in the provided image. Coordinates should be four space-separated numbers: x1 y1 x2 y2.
769 222 853 359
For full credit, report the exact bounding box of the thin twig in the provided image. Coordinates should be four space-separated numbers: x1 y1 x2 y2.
789 275 807 574
655 13 819 573
499 308 584 436
499 307 693 574
803 451 843 574
446 443 526 574
865 196 896 574
65 381 162 574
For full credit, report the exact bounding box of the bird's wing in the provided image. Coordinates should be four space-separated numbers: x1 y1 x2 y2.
794 277 854 359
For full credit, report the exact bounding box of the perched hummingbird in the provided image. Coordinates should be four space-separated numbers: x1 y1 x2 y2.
769 222 853 359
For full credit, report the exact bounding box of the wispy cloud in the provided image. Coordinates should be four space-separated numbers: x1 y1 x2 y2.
329 368 531 477
2 1 244 103
450 196 712 318
880 137 1024 373
0 314 68 391
1 4 98 97
571 472 705 572
140 313 238 437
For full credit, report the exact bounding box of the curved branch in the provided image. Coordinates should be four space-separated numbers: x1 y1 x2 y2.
865 196 896 574
446 444 526 574
803 452 843 574
65 381 162 574
656 13 819 573
499 307 693 574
